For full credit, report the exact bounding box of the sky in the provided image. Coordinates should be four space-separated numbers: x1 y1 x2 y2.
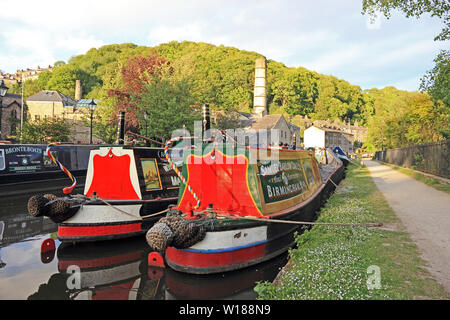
0 0 448 91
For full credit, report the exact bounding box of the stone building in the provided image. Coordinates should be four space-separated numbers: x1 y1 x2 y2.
26 90 79 122
0 65 53 85
303 125 355 154
0 80 22 140
294 115 368 143
26 84 101 143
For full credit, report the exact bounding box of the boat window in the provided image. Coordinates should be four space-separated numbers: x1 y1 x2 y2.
0 149 5 171
141 158 162 191
302 159 316 186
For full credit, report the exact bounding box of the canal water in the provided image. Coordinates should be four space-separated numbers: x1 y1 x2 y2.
0 190 288 300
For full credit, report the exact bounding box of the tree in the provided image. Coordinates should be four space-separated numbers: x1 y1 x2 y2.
270 67 318 116
362 0 450 41
107 54 171 131
7 79 42 100
20 118 72 143
420 50 450 108
213 107 244 130
131 77 200 142
46 64 100 98
79 106 118 144
53 61 66 68
405 93 449 142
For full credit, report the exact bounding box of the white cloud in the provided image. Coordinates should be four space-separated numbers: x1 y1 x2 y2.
390 75 422 91
303 44 363 73
148 23 207 46
0 0 447 90
0 27 104 72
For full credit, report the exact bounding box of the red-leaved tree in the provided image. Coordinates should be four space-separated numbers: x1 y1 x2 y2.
108 54 171 130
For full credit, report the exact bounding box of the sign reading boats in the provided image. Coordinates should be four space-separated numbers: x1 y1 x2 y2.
0 145 65 174
258 159 308 203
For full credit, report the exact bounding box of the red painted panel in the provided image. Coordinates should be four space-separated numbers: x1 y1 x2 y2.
92 281 136 300
58 222 142 238
58 252 142 271
177 151 261 216
86 148 140 200
166 243 266 269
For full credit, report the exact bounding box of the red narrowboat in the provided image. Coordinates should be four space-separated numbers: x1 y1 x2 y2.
28 145 183 242
148 142 344 274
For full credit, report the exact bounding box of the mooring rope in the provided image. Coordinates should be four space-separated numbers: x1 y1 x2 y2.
96 197 170 219
126 131 165 146
163 136 201 209
328 177 339 188
46 142 77 194
221 214 383 228
82 195 382 229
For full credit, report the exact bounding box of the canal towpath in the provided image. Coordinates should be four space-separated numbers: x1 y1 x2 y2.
364 160 450 293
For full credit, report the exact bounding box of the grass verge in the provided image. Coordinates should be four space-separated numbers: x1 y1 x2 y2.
254 163 449 300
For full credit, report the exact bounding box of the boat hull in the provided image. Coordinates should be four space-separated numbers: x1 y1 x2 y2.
165 163 345 274
57 198 177 242
51 145 182 242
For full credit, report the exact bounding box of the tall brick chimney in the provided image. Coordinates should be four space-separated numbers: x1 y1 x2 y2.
75 80 82 100
252 57 267 118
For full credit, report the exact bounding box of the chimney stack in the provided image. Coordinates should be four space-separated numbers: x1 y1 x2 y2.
252 57 267 118
202 104 211 140
116 111 126 144
75 80 82 100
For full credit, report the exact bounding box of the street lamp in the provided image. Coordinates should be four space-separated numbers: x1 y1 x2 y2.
0 80 8 97
88 99 97 144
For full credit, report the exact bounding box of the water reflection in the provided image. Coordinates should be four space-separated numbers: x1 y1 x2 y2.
0 192 288 300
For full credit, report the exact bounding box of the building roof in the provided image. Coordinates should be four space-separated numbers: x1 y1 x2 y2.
250 114 283 130
75 99 100 108
27 90 77 106
305 125 354 136
0 93 22 108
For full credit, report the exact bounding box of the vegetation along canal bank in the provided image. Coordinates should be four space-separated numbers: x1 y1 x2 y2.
254 162 450 300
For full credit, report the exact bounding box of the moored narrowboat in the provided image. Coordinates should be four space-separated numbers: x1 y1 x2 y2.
27 144 183 242
146 141 344 274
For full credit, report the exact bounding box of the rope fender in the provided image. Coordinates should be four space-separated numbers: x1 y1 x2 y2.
163 137 201 209
46 142 77 194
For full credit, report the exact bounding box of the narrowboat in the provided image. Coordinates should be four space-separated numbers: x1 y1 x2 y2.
0 144 95 197
27 145 183 242
146 141 344 274
30 237 155 300
332 146 350 166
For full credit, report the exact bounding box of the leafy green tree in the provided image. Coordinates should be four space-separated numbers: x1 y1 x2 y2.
19 118 72 143
107 53 172 131
270 67 318 116
404 93 449 142
53 61 66 68
7 79 42 100
46 64 99 98
365 88 447 149
132 77 200 142
77 104 118 144
36 70 52 89
420 50 450 109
